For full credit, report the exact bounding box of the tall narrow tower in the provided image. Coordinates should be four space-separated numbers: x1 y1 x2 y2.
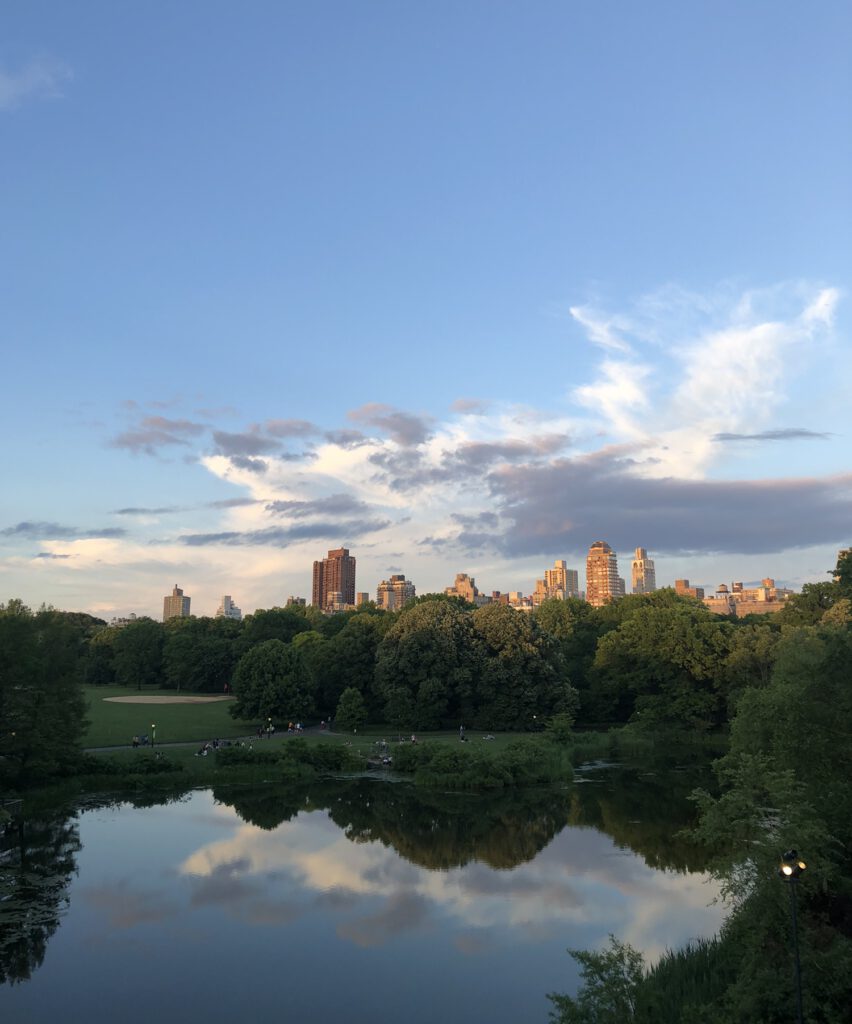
631 548 657 594
163 584 191 621
312 547 356 609
585 542 624 607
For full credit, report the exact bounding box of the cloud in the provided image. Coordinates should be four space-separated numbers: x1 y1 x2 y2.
34 552 72 560
0 56 73 111
228 456 268 474
212 430 280 457
490 451 852 557
265 418 320 438
348 404 433 446
324 429 372 449
570 305 634 353
265 494 375 519
1 521 127 540
451 398 490 415
110 416 206 455
179 518 391 546
207 497 264 509
114 506 182 515
713 428 832 442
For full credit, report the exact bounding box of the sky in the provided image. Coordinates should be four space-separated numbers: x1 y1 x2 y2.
1 1 851 619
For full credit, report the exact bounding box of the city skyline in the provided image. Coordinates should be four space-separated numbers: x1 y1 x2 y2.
1 4 850 618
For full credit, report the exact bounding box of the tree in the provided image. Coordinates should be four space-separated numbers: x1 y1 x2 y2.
375 599 481 730
472 603 576 730
231 639 314 721
0 602 87 786
112 617 164 690
548 936 644 1023
335 687 367 733
592 603 731 729
237 607 312 654
776 581 837 626
162 616 239 692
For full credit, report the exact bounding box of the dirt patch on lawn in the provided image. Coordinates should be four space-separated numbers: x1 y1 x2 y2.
103 695 234 704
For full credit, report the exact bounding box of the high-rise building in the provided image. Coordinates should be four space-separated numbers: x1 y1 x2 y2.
216 595 242 620
675 579 705 600
444 572 491 606
355 592 370 607
585 542 624 607
286 596 306 607
376 574 416 611
631 548 657 594
163 584 191 621
312 547 356 609
543 559 581 600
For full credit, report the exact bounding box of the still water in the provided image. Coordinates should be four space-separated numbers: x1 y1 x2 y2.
1 765 726 1023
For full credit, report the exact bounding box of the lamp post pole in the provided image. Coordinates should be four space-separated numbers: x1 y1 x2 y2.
779 849 806 1024
151 723 156 749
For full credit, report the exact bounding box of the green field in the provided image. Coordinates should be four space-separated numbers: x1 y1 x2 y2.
82 686 538 753
82 686 257 748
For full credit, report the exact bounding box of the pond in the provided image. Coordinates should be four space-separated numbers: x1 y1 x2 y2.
1 764 726 1023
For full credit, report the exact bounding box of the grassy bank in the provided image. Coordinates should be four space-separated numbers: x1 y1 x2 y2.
82 686 255 747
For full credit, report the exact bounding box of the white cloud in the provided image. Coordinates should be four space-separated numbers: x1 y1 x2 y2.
0 57 73 111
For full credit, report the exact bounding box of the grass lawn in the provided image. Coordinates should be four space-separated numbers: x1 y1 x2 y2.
82 686 257 748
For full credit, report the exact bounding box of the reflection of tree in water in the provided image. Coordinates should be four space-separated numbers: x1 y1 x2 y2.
218 763 716 875
569 764 714 873
217 779 574 870
0 809 80 986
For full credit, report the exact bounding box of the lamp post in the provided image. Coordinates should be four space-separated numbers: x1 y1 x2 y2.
267 717 272 740
778 849 806 1024
151 723 156 748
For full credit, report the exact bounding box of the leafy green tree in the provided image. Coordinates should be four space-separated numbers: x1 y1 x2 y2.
83 626 119 685
375 599 481 729
722 622 780 709
548 936 644 1023
237 607 312 653
776 580 837 625
592 603 731 728
335 687 367 732
833 548 852 599
112 617 164 690
162 615 239 692
231 639 314 721
330 613 391 718
472 603 576 730
0 602 87 786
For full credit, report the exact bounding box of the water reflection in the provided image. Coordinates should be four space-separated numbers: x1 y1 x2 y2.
0 810 80 985
1 770 725 1023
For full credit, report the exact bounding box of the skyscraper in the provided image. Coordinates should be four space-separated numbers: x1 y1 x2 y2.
163 584 191 621
312 547 356 609
631 548 657 594
376 574 416 611
543 559 581 599
215 595 242 620
585 542 625 607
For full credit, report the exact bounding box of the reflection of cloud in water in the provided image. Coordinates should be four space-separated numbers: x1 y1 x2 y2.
81 882 179 929
337 891 432 948
178 809 726 959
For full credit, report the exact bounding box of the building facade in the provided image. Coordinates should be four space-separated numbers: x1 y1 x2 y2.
376 574 416 611
542 559 580 600
675 579 705 600
163 584 191 621
585 542 625 607
215 595 242 620
445 573 491 606
312 547 356 609
631 547 657 594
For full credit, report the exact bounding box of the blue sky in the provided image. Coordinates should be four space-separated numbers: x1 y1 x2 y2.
1 1 850 618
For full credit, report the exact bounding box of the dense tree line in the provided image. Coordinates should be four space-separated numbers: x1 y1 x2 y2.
548 551 852 1022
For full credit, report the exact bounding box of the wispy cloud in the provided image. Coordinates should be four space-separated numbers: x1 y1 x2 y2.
110 416 207 455
1 521 126 540
714 428 832 442
0 56 73 111
348 404 433 446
